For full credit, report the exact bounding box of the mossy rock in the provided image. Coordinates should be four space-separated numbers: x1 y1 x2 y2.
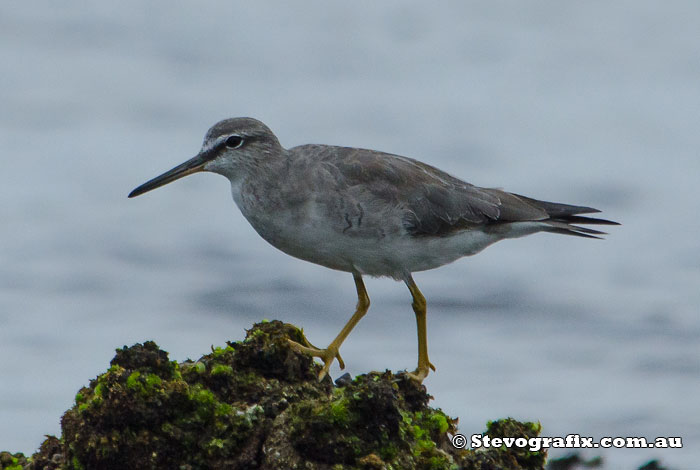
3 320 549 470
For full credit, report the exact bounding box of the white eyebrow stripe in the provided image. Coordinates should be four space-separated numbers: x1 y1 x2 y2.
202 134 239 152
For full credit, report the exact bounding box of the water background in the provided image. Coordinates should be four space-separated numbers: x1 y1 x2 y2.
1 2 699 468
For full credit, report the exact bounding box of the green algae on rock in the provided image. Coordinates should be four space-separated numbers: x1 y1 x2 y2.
2 320 549 470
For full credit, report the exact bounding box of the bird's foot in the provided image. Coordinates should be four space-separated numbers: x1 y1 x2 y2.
404 360 436 383
287 339 345 382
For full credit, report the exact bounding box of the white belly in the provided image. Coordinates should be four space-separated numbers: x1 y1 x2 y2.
232 181 545 280
243 212 510 280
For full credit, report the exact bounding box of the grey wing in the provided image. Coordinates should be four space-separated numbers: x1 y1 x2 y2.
300 145 546 236
398 167 560 236
291 145 616 238
400 165 616 238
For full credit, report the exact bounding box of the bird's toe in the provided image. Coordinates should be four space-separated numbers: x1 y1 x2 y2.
405 364 432 383
287 338 319 356
287 339 344 381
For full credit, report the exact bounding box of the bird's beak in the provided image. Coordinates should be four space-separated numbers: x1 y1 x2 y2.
128 151 210 198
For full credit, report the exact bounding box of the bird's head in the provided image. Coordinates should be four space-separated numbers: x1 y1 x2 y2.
128 117 282 198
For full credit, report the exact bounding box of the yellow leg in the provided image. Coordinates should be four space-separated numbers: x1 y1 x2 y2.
288 273 370 381
405 276 435 383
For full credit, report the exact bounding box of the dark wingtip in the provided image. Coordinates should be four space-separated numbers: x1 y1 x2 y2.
555 215 621 226
547 227 605 239
570 225 607 235
577 233 604 239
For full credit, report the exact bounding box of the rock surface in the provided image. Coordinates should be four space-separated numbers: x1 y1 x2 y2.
2 320 548 470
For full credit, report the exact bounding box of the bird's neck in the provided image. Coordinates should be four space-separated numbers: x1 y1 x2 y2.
229 154 290 215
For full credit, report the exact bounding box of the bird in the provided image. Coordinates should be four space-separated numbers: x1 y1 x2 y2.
129 117 618 383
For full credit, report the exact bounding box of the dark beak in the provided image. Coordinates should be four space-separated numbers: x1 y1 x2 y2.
128 151 210 198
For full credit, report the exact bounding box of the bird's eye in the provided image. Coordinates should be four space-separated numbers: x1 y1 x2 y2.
225 135 244 148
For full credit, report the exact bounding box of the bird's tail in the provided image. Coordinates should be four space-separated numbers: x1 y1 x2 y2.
513 194 620 239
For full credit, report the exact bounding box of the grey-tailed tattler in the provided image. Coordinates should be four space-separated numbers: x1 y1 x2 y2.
129 117 618 382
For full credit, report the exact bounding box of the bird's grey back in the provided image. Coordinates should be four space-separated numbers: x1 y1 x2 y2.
284 144 556 237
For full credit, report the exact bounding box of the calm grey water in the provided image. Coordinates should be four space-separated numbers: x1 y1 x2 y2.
1 2 698 468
